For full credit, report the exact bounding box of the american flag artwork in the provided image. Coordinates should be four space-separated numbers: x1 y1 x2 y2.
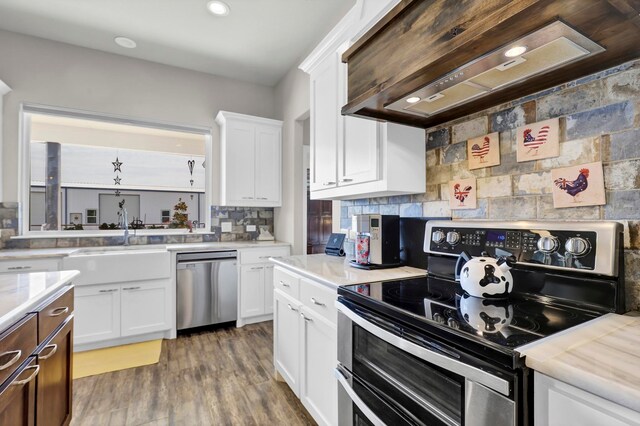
449 177 477 210
516 118 560 163
471 136 491 161
522 125 550 153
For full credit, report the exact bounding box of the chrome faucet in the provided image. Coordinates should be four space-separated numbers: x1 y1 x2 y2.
118 200 130 246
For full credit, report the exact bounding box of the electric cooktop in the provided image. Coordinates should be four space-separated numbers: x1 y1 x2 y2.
339 276 600 362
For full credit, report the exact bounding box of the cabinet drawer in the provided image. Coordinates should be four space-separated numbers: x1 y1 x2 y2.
0 315 37 387
273 267 300 300
36 286 74 344
0 258 60 274
240 247 290 265
300 279 337 324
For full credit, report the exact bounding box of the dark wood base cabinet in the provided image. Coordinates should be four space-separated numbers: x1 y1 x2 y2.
0 286 74 426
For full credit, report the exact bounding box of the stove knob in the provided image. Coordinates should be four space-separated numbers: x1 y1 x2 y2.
537 236 559 253
432 230 445 244
565 237 590 257
433 313 445 324
446 231 461 246
447 318 460 329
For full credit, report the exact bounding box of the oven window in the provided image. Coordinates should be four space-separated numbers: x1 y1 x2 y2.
353 324 463 426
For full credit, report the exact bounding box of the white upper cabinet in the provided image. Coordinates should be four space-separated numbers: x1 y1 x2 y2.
0 79 11 201
216 111 283 207
300 0 424 200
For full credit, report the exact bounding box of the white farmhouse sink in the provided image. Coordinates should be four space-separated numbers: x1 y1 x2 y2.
63 248 170 285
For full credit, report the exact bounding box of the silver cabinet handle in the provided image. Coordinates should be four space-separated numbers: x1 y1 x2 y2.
336 301 510 396
339 178 353 183
39 344 58 360
322 181 336 186
256 197 268 200
279 281 290 287
287 304 298 312
259 256 271 259
7 266 32 270
241 196 254 199
0 350 22 370
49 307 69 317
310 298 325 307
122 286 141 291
12 365 40 386
99 289 118 293
250 266 263 270
335 368 385 426
300 312 312 322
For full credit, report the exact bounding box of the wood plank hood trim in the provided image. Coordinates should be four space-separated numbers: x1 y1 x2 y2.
341 0 640 128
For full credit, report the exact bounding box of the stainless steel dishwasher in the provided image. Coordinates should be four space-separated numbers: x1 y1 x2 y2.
176 251 237 330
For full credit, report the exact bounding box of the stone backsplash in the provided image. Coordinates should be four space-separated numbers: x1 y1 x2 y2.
340 60 640 311
0 205 274 249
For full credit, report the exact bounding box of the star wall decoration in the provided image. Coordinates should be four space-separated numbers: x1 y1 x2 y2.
114 176 121 185
112 157 123 172
114 189 121 197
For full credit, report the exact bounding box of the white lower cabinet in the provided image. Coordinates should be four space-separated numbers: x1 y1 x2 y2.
75 284 120 345
273 266 337 426
0 257 61 273
534 372 640 426
120 279 170 337
300 306 337 426
274 290 301 395
238 247 290 327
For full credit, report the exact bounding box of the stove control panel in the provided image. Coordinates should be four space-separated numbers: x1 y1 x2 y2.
424 222 615 274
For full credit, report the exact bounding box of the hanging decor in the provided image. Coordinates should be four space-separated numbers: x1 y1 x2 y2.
112 157 123 172
112 154 123 196
187 159 195 187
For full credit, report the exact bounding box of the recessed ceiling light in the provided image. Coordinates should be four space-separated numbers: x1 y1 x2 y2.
207 0 230 16
505 46 527 58
406 97 421 104
114 36 137 49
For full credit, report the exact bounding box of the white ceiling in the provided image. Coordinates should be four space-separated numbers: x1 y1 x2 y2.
0 0 355 86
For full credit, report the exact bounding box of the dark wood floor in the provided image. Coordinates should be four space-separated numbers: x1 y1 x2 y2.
70 322 316 426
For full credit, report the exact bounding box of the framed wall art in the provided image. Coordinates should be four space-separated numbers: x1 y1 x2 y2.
449 177 477 210
516 117 560 162
468 132 500 170
551 161 606 208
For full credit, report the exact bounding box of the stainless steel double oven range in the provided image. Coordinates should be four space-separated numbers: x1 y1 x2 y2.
336 220 625 426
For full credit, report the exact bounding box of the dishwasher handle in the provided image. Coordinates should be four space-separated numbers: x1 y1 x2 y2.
177 259 236 269
177 251 237 262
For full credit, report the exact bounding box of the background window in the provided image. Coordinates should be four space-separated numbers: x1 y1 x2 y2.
161 210 171 223
86 209 97 224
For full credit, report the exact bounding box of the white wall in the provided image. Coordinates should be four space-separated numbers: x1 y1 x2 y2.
0 29 277 202
274 66 310 255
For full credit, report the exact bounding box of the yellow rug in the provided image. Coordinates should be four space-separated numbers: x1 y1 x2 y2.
73 339 163 379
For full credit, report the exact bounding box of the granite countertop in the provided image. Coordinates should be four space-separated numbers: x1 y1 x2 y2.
517 313 640 412
0 241 291 260
0 270 80 330
270 254 427 289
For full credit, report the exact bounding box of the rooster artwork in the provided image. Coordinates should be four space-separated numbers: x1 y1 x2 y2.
554 168 589 202
522 126 549 155
449 178 477 210
468 132 500 170
471 137 491 162
516 118 560 162
551 162 606 208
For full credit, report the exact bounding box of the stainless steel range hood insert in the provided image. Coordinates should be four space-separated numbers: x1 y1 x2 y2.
386 21 605 117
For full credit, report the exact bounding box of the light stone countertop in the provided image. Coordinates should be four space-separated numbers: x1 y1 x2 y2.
0 270 80 330
270 254 427 289
0 241 291 260
517 313 640 412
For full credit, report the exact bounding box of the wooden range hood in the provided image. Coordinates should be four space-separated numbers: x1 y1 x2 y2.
341 0 640 128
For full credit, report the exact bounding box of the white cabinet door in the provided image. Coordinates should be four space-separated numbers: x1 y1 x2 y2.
254 124 281 204
120 280 170 337
0 258 61 274
535 373 640 426
310 51 339 191
300 306 338 426
224 120 256 204
337 42 379 186
263 265 274 315
74 284 120 345
240 265 265 318
274 289 301 396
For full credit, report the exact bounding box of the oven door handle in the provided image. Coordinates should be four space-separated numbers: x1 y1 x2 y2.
336 301 510 396
335 368 386 426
